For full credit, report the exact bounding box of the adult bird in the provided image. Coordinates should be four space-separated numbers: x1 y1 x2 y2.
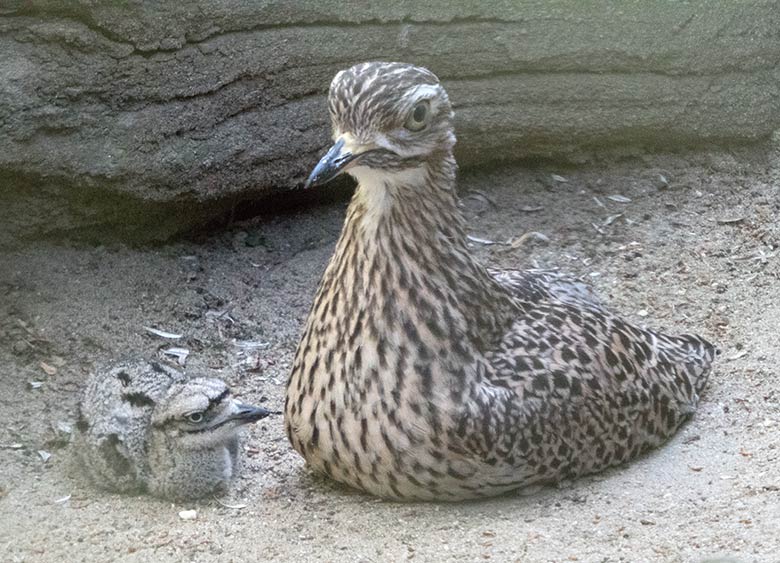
285 62 716 501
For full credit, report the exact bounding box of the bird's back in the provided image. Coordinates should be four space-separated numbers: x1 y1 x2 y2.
489 267 606 311
73 360 181 493
475 299 716 488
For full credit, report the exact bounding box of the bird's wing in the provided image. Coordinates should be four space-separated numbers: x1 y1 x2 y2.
94 432 141 491
454 302 715 483
488 267 606 311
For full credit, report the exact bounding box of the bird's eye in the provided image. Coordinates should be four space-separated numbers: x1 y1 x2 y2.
187 412 204 423
404 101 431 131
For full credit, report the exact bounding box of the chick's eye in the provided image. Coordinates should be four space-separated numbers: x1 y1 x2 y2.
404 101 430 131
187 412 204 423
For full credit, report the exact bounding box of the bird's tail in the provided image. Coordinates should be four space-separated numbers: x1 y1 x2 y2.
663 333 719 395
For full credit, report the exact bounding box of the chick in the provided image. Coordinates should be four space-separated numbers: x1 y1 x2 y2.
73 358 273 500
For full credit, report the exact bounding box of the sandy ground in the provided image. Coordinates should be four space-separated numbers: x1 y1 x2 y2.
1 147 778 563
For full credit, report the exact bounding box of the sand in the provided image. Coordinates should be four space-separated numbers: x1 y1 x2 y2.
1 147 778 563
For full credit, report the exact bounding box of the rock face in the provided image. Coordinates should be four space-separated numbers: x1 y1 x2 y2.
1 1 779 245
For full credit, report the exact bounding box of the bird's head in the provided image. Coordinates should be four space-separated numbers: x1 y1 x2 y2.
151 378 274 449
306 61 455 188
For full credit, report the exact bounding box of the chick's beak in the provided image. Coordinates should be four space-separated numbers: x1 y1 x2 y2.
305 137 377 188
229 404 278 425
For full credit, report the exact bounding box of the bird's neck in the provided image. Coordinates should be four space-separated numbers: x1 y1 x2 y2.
349 153 461 240
320 155 515 350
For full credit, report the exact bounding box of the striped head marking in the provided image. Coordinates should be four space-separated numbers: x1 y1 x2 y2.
306 62 455 187
151 378 272 449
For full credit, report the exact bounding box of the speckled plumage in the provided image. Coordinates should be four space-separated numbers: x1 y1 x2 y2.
285 62 716 501
73 358 272 500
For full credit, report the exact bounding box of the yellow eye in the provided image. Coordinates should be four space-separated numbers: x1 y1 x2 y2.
404 101 431 131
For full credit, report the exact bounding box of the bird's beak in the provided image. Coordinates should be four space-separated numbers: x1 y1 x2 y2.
305 137 364 188
229 404 278 424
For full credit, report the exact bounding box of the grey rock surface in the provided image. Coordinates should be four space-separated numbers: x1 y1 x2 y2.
1 1 779 245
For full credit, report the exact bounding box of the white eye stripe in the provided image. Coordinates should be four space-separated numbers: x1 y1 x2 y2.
405 84 441 102
326 63 453 159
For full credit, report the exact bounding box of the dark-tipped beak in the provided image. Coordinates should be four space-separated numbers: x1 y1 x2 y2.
304 137 359 188
230 404 279 424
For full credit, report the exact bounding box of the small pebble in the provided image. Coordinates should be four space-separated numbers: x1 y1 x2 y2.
178 509 197 520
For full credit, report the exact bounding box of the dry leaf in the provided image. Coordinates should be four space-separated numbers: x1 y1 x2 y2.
466 235 497 246
603 213 624 226
162 347 190 366
507 232 550 249
143 326 183 339
215 498 248 509
0 443 23 449
727 350 748 361
234 340 271 350
464 190 497 208
716 216 745 225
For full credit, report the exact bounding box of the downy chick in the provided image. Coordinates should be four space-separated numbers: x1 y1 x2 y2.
74 358 273 500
